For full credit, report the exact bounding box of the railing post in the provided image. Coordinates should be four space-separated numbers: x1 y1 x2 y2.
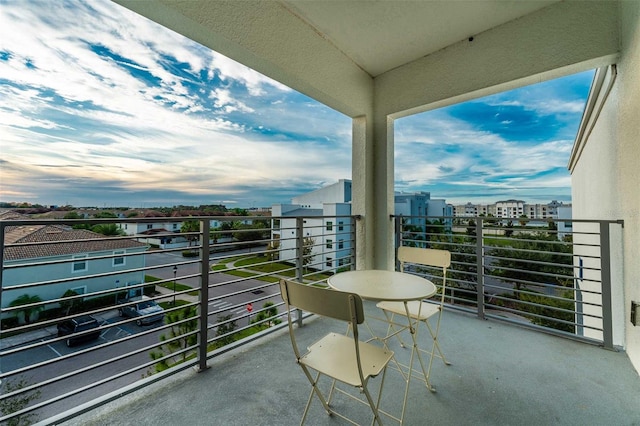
600 221 614 350
198 219 210 370
0 223 5 311
295 217 304 327
476 218 486 320
350 215 359 271
394 215 402 270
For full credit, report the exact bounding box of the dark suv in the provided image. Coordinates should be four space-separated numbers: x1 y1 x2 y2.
57 315 101 347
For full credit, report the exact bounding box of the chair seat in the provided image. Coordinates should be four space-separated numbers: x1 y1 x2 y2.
301 332 394 387
376 300 439 321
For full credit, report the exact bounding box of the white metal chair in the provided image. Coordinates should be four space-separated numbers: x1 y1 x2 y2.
376 246 452 392
279 278 394 425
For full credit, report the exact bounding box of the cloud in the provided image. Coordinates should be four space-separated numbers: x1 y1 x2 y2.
0 1 592 208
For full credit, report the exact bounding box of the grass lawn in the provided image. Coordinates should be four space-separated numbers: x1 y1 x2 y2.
146 275 199 296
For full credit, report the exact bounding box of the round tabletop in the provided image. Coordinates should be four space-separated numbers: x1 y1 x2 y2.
327 270 436 302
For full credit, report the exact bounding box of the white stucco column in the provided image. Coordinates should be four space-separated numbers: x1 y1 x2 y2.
352 112 395 271
351 116 372 269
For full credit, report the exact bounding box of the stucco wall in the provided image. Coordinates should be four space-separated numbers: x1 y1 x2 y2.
617 0 640 372
571 0 640 371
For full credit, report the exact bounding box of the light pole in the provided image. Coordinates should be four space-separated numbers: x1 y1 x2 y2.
172 265 177 306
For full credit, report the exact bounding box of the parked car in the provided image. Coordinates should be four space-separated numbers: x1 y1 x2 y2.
118 296 165 326
57 315 101 347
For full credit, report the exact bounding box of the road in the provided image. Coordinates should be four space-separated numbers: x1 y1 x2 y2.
3 246 284 423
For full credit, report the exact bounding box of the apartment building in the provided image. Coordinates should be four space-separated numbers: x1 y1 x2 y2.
453 200 570 220
272 180 452 271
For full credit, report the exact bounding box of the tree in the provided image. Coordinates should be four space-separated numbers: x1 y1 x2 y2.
518 215 529 227
63 211 82 219
302 237 315 272
59 289 79 316
488 232 573 300
93 211 117 218
466 219 477 236
91 223 125 236
8 294 44 325
504 220 514 237
0 377 42 426
252 302 280 328
402 223 424 247
181 219 200 250
214 314 238 347
265 240 280 262
232 222 269 243
429 234 478 303
149 305 198 372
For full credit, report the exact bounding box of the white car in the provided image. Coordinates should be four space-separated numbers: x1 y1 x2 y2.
118 296 165 326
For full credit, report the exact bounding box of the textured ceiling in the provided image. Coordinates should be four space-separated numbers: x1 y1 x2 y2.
282 0 558 76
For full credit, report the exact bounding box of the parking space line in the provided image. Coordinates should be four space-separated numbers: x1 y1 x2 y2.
48 344 62 357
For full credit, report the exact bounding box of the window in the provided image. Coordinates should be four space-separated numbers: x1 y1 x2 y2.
173 223 178 230
338 221 344 231
70 286 86 295
326 257 332 267
273 219 280 229
338 239 344 249
326 239 333 249
72 255 87 272
147 224 153 230
113 250 125 266
326 221 333 231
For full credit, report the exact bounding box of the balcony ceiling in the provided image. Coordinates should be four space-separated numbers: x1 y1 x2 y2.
282 0 558 77
116 0 613 117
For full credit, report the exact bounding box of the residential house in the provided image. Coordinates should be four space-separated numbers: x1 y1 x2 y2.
1 212 148 316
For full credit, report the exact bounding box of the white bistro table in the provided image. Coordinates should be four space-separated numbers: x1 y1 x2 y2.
327 270 437 424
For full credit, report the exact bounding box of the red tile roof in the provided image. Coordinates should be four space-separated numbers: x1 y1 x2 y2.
3 222 148 261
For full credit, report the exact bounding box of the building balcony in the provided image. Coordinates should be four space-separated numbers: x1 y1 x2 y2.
1 214 637 424
58 306 640 425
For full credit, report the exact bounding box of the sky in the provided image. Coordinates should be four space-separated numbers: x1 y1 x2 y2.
0 0 594 209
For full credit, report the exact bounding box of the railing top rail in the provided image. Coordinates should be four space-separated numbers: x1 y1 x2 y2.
0 214 360 228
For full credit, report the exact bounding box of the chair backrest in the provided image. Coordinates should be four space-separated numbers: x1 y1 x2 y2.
398 246 451 270
398 246 451 296
279 279 365 325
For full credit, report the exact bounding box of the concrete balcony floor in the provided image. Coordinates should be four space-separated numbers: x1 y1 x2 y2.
60 304 640 426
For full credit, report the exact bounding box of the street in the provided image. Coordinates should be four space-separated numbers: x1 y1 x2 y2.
3 246 284 423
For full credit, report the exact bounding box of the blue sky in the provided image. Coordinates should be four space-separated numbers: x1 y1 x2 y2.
0 0 594 208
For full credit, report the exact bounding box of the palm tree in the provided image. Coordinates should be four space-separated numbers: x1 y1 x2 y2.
91 223 125 236
180 219 200 250
9 294 44 324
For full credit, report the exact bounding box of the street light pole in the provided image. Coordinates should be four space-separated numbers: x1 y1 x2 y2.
172 265 177 306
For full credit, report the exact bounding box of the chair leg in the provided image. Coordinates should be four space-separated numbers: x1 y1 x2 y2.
424 321 450 366
299 367 333 424
383 311 409 348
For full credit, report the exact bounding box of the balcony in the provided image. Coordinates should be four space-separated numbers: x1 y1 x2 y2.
56 307 640 425
1 214 637 424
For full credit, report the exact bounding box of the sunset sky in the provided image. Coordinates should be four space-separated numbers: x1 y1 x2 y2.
0 0 594 208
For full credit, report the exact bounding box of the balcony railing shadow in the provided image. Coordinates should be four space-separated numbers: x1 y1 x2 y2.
58 303 640 426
